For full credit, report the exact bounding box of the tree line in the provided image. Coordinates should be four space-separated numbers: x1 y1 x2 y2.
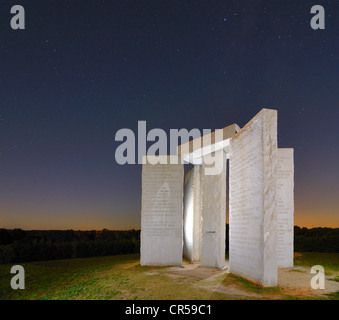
0 229 140 264
224 225 339 253
294 226 339 252
0 226 338 264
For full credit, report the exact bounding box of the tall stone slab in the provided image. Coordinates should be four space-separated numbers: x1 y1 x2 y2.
140 156 184 266
200 150 226 269
229 109 278 286
183 165 202 262
277 148 294 267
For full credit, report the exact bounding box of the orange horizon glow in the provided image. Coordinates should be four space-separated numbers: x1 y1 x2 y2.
1 210 338 231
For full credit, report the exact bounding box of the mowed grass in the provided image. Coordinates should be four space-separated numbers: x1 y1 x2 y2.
294 252 339 300
294 252 339 273
0 254 227 300
0 252 338 300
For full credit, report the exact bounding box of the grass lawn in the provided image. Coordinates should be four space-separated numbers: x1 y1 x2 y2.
0 254 221 300
0 252 338 300
294 252 339 273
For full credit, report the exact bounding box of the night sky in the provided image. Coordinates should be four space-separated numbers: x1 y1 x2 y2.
0 0 338 230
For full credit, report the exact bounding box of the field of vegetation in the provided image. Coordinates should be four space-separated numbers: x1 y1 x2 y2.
1 226 338 265
0 227 338 300
0 252 338 300
0 229 140 264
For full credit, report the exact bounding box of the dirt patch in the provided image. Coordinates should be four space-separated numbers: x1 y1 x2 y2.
162 260 339 299
144 272 160 276
168 265 226 280
278 266 339 297
294 252 303 258
124 263 140 269
166 263 262 298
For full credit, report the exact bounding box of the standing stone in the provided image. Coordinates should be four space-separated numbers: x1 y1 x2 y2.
229 109 278 286
200 150 226 269
277 148 294 267
183 165 202 262
140 156 184 266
